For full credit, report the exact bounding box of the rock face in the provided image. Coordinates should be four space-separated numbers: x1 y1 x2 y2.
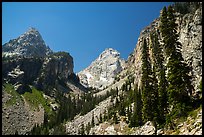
33 52 78 95
176 108 202 135
3 57 43 94
131 121 156 135
2 28 86 95
127 5 202 97
2 52 78 95
2 27 52 58
177 6 202 95
78 48 125 90
2 28 88 135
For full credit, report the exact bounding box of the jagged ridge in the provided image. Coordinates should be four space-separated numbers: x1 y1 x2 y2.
2 27 53 58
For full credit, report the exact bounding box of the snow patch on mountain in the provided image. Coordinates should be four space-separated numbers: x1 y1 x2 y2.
77 48 125 90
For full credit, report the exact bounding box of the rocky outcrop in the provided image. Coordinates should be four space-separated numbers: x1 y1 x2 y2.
3 57 43 94
78 48 125 90
2 51 84 95
42 52 74 80
177 5 202 96
89 121 126 135
2 27 86 95
128 4 202 96
2 27 52 58
131 121 156 135
34 52 75 94
176 108 202 135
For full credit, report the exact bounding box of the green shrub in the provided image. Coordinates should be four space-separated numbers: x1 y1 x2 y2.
22 86 51 113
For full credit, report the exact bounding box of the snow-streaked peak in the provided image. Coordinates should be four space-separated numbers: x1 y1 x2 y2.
78 48 126 90
98 48 120 60
2 27 53 58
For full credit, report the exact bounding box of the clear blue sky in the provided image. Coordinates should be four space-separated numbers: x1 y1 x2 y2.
2 2 172 73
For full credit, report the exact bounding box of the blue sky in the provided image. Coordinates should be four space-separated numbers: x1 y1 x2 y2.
2 2 172 73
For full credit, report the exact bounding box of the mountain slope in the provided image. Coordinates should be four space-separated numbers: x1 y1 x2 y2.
65 3 202 135
77 48 125 90
2 28 87 135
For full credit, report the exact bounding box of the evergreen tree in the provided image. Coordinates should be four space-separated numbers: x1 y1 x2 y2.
130 87 143 127
136 88 143 126
151 65 159 133
80 124 85 135
91 112 95 127
160 5 193 123
115 97 119 107
126 106 131 124
103 109 107 121
141 38 151 122
86 122 91 135
99 112 103 123
113 112 119 124
141 37 157 122
118 94 126 116
141 35 161 127
150 31 168 126
15 130 19 135
116 87 119 96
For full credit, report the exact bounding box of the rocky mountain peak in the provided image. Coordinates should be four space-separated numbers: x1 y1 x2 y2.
24 27 41 37
99 48 120 59
2 27 53 58
78 48 125 90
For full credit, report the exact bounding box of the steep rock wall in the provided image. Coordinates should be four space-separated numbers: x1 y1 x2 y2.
129 5 202 96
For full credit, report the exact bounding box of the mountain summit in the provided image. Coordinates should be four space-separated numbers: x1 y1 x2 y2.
77 48 125 90
2 27 52 57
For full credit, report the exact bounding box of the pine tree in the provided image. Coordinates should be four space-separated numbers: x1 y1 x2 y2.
141 38 152 122
99 112 103 123
137 88 143 126
91 112 95 127
130 87 143 127
103 109 107 121
160 5 193 122
118 94 126 116
80 124 85 135
15 130 19 135
151 65 159 133
141 35 161 127
86 122 91 135
116 87 119 96
126 106 131 124
141 37 158 123
113 112 119 124
115 97 119 107
150 31 168 126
